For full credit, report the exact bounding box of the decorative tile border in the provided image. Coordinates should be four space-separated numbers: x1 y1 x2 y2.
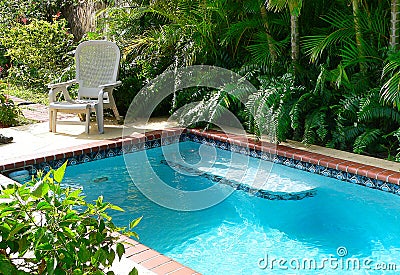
2 127 400 197
0 128 186 174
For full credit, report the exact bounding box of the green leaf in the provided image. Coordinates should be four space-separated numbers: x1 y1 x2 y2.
62 212 79 222
108 204 124 212
92 248 107 265
31 181 50 198
129 216 142 230
107 249 116 265
78 243 91 263
7 223 25 240
36 243 53 251
37 201 52 210
46 257 57 275
99 219 105 233
116 243 125 261
72 269 83 275
62 227 76 239
54 161 68 183
67 189 82 199
128 267 139 275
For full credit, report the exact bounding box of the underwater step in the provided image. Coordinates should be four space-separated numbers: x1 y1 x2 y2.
160 159 317 200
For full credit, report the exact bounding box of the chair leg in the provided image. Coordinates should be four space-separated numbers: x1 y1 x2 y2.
85 107 90 134
51 110 57 133
49 109 53 132
94 105 104 134
109 95 122 122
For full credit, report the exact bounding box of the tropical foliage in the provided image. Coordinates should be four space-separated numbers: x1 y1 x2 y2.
1 0 400 160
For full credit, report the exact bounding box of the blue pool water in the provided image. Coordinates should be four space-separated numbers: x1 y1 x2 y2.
63 141 400 274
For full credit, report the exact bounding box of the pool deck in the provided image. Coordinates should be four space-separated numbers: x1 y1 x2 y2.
1 107 400 274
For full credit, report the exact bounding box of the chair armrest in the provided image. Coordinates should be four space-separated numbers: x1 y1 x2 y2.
48 79 77 102
98 81 122 89
48 79 77 89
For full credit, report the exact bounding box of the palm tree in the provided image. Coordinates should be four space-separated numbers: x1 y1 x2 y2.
352 0 366 72
390 0 400 50
266 0 302 68
260 4 278 62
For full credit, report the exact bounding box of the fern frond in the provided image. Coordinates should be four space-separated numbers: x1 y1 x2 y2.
353 128 382 154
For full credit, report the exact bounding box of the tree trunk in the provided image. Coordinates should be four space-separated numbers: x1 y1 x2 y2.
287 0 301 72
352 0 365 72
61 0 107 41
260 4 277 62
290 13 299 64
390 0 400 50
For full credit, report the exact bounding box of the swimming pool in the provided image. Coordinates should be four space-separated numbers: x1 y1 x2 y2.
62 140 400 274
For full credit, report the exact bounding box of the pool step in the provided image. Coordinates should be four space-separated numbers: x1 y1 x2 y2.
160 160 316 200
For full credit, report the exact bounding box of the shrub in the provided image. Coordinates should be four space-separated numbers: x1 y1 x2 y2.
0 162 141 274
0 19 74 90
0 82 20 127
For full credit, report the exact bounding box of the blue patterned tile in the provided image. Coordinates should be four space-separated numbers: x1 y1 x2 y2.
272 155 282 164
260 152 270 161
308 164 317 173
349 174 364 185
316 165 325 174
230 145 240 153
153 140 160 147
321 168 332 177
250 150 260 158
380 183 392 192
137 143 145 151
375 180 386 189
391 183 400 194
332 170 346 181
161 138 170 146
81 155 91 163
68 157 78 165
239 147 249 155
218 142 228 150
295 161 306 170
181 134 190 142
30 167 37 174
209 140 217 147
144 141 152 149
106 149 116 158
93 152 104 160
283 158 295 167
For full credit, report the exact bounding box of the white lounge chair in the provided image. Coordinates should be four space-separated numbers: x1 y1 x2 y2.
48 40 122 134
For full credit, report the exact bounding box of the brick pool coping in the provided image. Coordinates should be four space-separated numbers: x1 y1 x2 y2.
2 127 400 274
2 127 399 186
